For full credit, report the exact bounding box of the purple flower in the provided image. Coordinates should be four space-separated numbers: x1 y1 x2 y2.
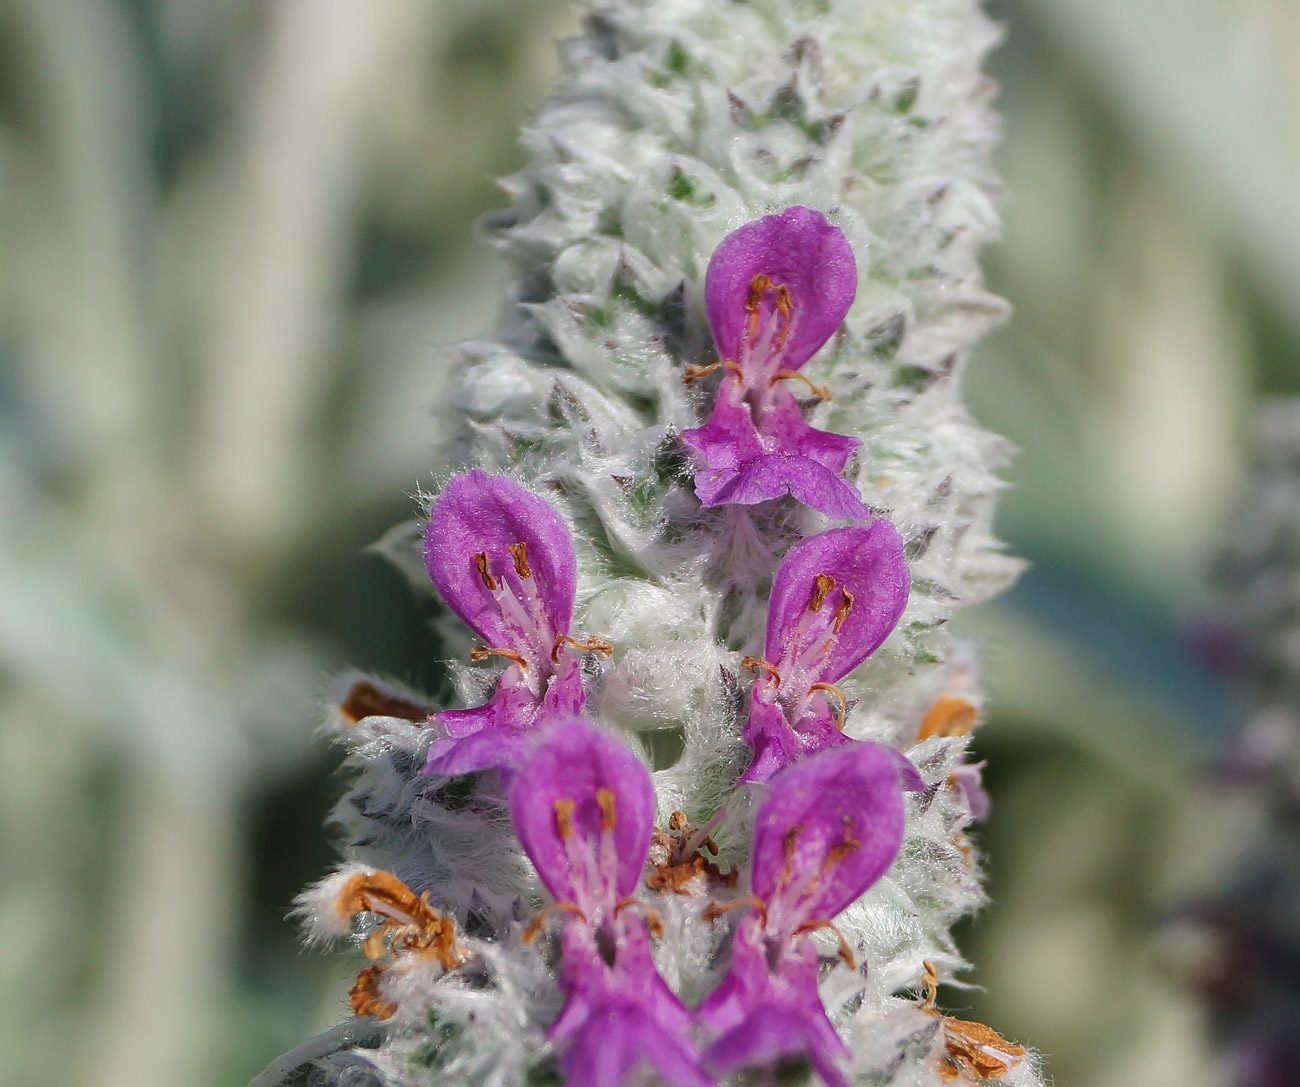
740 523 910 783
949 762 990 822
681 207 866 519
697 743 921 1087
510 720 709 1087
422 472 610 777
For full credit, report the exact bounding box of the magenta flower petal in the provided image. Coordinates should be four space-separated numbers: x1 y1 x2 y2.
554 924 706 1087
738 694 848 785
765 522 909 684
759 390 859 473
706 1006 848 1087
698 743 920 1083
421 472 592 778
680 391 764 496
951 761 990 821
424 656 585 777
697 919 849 1087
424 716 531 778
705 207 857 372
559 1004 706 1087
704 455 869 520
424 470 577 666
750 742 918 925
507 719 655 908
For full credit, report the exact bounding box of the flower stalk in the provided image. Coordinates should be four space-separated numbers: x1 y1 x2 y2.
280 1 1041 1085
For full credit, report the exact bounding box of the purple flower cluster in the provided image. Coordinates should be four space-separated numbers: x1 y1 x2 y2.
412 209 925 1086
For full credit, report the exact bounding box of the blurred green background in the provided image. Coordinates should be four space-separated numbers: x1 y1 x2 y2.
0 2 1294 1085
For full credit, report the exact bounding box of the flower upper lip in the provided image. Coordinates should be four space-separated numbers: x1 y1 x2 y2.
425 470 578 693
704 206 857 375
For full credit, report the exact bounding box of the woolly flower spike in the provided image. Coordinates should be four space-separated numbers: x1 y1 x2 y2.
682 207 867 519
698 743 922 1086
741 522 911 782
422 471 610 776
509 720 708 1087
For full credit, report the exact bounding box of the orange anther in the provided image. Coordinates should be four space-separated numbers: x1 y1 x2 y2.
553 798 576 840
832 587 854 633
921 960 940 1011
473 551 497 591
508 541 531 579
802 820 860 900
745 275 793 319
746 273 775 313
597 787 617 832
809 573 835 613
809 682 848 730
742 657 782 685
469 645 529 670
777 825 803 890
826 821 861 868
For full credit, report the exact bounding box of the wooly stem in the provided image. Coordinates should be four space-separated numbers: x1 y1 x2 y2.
276 3 1044 1086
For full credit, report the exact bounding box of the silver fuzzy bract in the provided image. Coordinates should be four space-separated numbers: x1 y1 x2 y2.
284 2 1042 1085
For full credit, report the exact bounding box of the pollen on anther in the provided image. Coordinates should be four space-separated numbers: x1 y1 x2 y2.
745 273 775 313
809 573 835 613
473 551 497 591
744 273 793 320
832 586 855 633
553 798 576 840
596 787 617 832
777 825 803 889
508 541 531 579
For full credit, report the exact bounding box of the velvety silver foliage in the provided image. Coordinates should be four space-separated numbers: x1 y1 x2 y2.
284 2 1041 1085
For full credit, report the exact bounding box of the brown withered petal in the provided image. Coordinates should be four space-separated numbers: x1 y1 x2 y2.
335 870 465 969
920 961 1024 1082
340 681 433 725
350 964 397 1020
336 870 434 927
942 1018 1026 1080
647 818 738 894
